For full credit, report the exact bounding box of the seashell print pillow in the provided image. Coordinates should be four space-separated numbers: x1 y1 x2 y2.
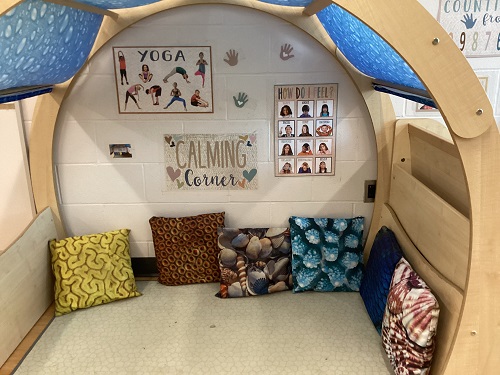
288 216 365 292
50 229 141 316
382 258 440 375
149 212 225 286
359 226 403 334
217 227 292 298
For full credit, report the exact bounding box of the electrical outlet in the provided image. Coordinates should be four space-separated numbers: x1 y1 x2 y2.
364 180 376 203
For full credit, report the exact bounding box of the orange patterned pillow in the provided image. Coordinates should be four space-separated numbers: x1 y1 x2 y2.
149 212 225 285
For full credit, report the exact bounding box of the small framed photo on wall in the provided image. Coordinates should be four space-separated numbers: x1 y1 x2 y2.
278 120 295 137
296 139 314 156
297 119 314 137
316 157 332 174
278 158 295 175
274 84 338 177
297 157 313 174
316 99 334 118
297 100 314 118
278 139 295 157
315 139 332 155
315 119 333 136
278 101 295 118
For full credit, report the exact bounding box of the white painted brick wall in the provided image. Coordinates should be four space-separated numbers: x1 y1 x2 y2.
44 4 499 258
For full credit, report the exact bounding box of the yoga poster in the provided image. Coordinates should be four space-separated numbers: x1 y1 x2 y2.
164 133 258 191
113 46 213 113
274 84 338 176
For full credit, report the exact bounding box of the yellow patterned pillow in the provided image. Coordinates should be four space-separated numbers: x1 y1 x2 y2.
50 229 141 316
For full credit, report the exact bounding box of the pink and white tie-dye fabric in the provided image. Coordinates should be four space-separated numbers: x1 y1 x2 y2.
382 258 440 375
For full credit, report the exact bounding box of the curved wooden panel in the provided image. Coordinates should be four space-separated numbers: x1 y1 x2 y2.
390 164 469 291
378 203 463 375
331 0 494 139
27 1 499 374
0 207 56 367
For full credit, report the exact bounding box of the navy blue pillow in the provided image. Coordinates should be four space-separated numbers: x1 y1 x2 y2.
359 226 403 334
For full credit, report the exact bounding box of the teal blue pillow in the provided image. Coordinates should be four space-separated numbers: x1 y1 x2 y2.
289 216 364 292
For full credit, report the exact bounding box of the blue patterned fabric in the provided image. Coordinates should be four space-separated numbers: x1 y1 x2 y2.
73 0 160 9
317 5 426 91
359 226 403 334
289 216 364 292
0 0 102 91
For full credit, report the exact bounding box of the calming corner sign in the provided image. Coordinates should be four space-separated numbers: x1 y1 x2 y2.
164 133 258 190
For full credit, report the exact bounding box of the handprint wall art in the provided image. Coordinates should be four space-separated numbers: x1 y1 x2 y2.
437 1 500 57
280 43 295 61
113 46 214 113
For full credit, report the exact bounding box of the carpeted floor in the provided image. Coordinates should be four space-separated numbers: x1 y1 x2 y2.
14 281 392 374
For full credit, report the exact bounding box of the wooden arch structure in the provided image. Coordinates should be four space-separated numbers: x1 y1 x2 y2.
5 0 498 373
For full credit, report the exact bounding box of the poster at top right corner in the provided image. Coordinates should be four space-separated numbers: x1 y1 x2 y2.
437 0 500 57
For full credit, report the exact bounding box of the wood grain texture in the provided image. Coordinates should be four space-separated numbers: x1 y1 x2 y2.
303 0 332 16
390 164 469 291
378 203 464 375
332 0 494 138
0 0 24 17
26 2 500 374
0 207 56 368
409 125 469 217
0 304 54 375
43 0 118 18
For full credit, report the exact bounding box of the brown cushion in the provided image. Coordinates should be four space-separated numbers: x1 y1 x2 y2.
149 212 225 285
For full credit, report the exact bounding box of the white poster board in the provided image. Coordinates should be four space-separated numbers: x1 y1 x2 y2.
437 1 500 57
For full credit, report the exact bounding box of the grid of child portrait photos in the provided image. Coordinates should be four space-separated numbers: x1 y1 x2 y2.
274 84 338 176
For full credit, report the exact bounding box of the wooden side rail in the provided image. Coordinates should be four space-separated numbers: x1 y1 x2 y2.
0 207 57 368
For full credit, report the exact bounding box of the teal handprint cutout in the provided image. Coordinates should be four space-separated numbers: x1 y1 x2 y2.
233 92 248 108
461 13 477 29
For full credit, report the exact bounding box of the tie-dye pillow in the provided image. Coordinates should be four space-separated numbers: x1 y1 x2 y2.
50 229 141 316
360 226 403 334
289 216 364 292
382 258 440 374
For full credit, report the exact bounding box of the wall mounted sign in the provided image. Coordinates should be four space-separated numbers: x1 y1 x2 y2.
164 133 258 191
112 46 213 113
274 84 338 176
437 1 500 57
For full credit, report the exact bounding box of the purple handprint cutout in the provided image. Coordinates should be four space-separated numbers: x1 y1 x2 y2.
280 43 295 61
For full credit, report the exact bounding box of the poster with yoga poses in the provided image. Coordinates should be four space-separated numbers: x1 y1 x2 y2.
274 84 338 176
112 46 213 114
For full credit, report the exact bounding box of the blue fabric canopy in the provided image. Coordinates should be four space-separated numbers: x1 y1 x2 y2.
0 0 433 105
71 0 159 10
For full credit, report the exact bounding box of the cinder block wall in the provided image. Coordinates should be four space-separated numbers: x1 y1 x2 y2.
36 4 498 260
51 5 376 258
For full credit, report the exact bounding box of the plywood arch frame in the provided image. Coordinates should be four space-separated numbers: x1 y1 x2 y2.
28 1 498 374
